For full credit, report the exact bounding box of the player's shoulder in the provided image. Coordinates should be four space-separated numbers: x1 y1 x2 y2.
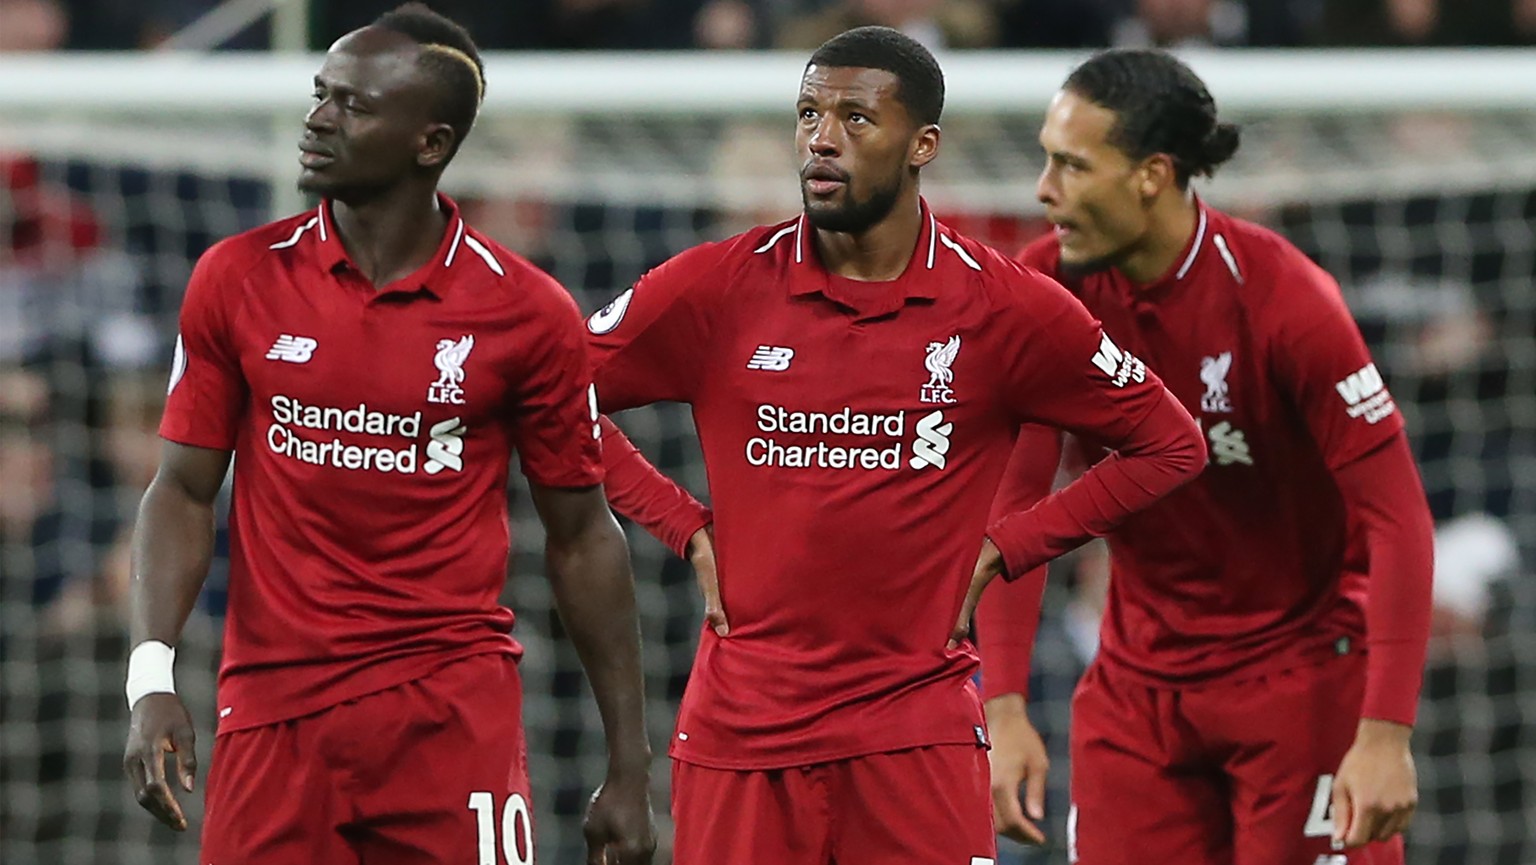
699 216 803 275
196 209 323 280
453 223 584 319
633 216 796 298
1207 207 1347 318
957 228 1081 325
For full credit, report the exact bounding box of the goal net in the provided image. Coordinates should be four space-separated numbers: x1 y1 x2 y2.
0 50 1531 865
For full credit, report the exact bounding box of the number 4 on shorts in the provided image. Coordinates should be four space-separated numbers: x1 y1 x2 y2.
468 791 534 865
1304 774 1336 837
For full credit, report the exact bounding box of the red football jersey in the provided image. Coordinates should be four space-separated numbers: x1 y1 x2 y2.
991 201 1405 693
588 202 1189 770
160 197 602 733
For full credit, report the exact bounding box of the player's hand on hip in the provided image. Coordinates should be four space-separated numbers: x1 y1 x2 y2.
583 771 657 865
123 693 197 831
985 693 1050 845
1331 718 1418 848
687 526 728 637
949 538 1005 650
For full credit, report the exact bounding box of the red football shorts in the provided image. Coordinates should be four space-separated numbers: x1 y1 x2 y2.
200 652 534 865
672 744 996 865
1068 649 1404 865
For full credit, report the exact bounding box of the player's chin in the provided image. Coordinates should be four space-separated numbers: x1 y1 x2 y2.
803 199 863 233
295 164 351 196
1057 245 1116 279
296 170 333 195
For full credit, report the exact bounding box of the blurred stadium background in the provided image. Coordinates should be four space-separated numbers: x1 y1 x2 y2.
1 1 1533 863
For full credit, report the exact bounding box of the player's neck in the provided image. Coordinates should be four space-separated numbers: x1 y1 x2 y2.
1118 192 1199 285
329 185 450 289
812 196 923 282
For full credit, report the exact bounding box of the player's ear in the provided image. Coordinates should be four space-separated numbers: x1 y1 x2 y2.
910 124 940 170
1138 153 1175 199
418 123 456 170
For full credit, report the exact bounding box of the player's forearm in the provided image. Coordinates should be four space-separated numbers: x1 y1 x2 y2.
599 416 712 557
129 477 217 646
973 564 1047 700
987 388 1205 578
547 518 653 773
1335 435 1434 726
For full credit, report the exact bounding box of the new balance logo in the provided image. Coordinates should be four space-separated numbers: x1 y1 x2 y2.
1334 363 1396 424
266 334 317 363
909 410 952 470
424 417 466 475
747 345 795 371
1089 332 1145 388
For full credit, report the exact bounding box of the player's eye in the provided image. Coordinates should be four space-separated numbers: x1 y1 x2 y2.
799 107 818 122
848 112 869 125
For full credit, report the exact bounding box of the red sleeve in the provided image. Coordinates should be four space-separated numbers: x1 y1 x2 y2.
586 242 730 412
974 425 1062 701
159 241 247 450
986 276 1207 579
599 415 712 557
1267 255 1404 469
1335 435 1434 726
507 276 604 489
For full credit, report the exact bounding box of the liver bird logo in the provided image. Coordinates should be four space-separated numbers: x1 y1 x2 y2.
924 335 961 390
433 335 475 389
1200 351 1233 412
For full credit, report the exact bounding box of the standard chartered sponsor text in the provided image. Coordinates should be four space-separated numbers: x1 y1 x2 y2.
267 395 423 473
747 404 906 470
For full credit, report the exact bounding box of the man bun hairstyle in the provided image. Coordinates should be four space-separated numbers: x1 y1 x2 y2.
374 2 484 159
807 26 945 127
1064 48 1240 188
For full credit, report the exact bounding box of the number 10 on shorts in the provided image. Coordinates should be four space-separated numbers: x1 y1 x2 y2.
468 791 534 865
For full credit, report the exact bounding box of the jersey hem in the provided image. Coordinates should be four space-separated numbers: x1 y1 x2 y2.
1096 629 1364 692
668 732 986 771
212 643 516 736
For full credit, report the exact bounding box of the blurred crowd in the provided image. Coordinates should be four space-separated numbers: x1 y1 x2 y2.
2 0 1536 52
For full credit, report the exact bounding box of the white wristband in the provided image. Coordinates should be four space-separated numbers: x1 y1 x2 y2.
126 640 177 710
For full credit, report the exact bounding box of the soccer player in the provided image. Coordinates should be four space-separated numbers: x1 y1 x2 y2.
585 27 1207 865
975 49 1435 865
121 6 656 863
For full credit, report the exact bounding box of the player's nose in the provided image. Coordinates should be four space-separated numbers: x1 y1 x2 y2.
304 99 339 134
1035 164 1058 205
806 118 841 157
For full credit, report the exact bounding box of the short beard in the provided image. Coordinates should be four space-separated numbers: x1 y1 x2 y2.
803 176 902 234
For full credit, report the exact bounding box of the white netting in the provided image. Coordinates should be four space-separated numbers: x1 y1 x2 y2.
0 51 1532 865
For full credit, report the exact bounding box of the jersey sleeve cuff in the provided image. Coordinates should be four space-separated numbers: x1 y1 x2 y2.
521 464 605 490
980 662 1032 702
985 521 1038 582
1361 640 1425 727
158 426 237 453
658 504 713 560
